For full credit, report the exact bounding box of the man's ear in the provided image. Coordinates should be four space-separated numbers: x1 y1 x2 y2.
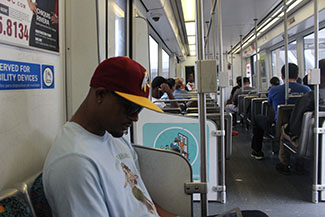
94 87 108 101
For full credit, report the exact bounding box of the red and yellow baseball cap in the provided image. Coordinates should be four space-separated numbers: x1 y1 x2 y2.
90 57 163 113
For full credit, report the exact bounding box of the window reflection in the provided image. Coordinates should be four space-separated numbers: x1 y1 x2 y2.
108 0 126 57
149 36 159 80
271 41 297 78
303 28 325 74
162 49 169 78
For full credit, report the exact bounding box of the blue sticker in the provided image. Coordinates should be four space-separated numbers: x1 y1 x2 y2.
0 59 41 90
42 65 54 89
0 59 54 90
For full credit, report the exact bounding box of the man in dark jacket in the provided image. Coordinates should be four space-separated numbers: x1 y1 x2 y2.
276 59 325 174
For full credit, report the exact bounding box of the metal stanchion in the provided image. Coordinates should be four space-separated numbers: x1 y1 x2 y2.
283 0 289 104
217 0 226 204
240 35 244 92
312 0 320 204
254 18 259 93
195 0 208 215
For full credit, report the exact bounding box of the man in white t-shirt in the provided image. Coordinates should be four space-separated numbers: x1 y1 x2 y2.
43 57 176 217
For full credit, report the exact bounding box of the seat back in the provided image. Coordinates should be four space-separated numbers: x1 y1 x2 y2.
297 112 314 158
251 98 267 121
30 174 52 217
184 112 233 159
133 145 193 217
237 94 247 117
243 95 257 120
162 107 183 114
206 113 233 160
261 100 269 116
275 105 295 141
0 186 35 217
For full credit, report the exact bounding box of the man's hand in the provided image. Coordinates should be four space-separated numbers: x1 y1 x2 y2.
160 83 178 108
160 83 172 94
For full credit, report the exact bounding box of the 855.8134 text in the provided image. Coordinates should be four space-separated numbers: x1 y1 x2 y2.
0 16 29 41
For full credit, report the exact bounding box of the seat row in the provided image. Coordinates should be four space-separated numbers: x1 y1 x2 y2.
237 93 325 160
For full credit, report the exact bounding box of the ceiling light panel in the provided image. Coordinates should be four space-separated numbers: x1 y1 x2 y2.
181 0 195 22
185 22 196 36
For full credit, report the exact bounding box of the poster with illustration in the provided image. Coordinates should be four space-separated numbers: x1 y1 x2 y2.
0 0 59 52
143 123 210 181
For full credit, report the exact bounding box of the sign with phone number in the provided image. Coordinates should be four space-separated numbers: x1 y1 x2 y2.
0 1 59 52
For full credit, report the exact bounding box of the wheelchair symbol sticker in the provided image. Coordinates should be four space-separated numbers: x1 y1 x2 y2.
42 65 54 88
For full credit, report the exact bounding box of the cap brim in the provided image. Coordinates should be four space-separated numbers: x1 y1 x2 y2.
115 91 163 113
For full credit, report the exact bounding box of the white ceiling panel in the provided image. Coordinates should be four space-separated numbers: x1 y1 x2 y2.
203 0 281 54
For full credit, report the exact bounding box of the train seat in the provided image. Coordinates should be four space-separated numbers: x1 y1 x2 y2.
251 98 267 124
273 105 295 141
185 112 233 159
30 174 52 217
133 145 193 217
262 104 294 152
25 149 192 217
162 107 184 114
0 184 36 217
283 112 325 159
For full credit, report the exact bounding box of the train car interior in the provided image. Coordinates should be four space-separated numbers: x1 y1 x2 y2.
0 0 325 216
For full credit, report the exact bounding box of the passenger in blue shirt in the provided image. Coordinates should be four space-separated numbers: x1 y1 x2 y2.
251 63 311 160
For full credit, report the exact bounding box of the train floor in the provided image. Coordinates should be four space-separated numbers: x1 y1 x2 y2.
193 125 325 217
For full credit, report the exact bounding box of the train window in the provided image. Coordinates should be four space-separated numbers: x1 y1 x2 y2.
303 28 325 74
108 0 127 57
162 49 170 78
271 41 297 78
149 36 159 80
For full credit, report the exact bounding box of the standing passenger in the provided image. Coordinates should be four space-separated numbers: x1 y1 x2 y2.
43 57 176 217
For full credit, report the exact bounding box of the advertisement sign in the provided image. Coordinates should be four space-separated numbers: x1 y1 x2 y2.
0 0 59 52
0 59 54 90
143 123 210 181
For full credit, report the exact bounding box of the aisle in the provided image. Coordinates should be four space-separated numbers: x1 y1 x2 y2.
194 126 325 217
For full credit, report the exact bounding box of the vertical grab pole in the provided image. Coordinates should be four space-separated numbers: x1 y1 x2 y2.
283 0 289 104
231 45 234 86
240 35 244 92
206 22 210 59
217 0 226 204
313 0 320 203
195 0 208 215
211 0 216 60
254 18 259 93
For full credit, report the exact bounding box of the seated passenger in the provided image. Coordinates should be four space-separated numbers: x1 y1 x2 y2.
161 78 176 100
276 59 325 174
173 77 191 99
42 57 176 217
251 63 311 160
151 76 178 109
269 76 280 88
225 77 255 113
226 76 242 104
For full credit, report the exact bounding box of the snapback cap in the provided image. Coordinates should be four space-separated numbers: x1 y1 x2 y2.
90 57 163 113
